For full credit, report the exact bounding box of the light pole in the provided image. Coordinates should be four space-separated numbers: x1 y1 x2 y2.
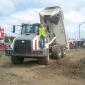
79 22 85 40
79 24 80 40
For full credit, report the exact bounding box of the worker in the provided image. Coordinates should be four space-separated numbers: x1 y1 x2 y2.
38 24 46 48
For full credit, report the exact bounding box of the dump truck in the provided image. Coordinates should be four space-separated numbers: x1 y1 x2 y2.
5 6 67 65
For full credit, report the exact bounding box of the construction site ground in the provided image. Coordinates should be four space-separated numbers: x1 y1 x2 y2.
0 49 85 85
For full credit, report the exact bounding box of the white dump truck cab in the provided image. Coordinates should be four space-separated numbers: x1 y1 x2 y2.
5 23 49 64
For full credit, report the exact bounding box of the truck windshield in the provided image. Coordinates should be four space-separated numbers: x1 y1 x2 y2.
21 25 39 34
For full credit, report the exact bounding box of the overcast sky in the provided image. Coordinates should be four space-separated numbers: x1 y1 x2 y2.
0 0 85 39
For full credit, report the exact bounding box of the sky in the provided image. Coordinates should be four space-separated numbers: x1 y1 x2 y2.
0 0 85 39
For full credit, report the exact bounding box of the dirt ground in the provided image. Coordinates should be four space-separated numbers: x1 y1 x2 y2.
0 49 85 85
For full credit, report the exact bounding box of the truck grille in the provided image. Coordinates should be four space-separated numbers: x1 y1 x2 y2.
14 40 31 54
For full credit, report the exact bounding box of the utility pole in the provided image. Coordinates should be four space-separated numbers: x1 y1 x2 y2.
79 24 80 40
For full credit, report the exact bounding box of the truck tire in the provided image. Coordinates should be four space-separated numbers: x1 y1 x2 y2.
39 56 49 65
11 56 24 64
51 46 63 59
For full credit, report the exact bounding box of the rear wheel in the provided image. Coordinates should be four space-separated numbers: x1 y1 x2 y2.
51 46 64 59
11 56 24 64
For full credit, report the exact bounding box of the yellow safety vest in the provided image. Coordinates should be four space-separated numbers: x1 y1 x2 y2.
39 27 46 37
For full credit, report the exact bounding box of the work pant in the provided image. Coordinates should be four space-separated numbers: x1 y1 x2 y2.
40 36 45 48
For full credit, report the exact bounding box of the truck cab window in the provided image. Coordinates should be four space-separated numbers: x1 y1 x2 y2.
21 25 39 34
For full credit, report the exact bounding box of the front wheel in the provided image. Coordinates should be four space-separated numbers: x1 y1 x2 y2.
11 56 24 64
39 56 49 65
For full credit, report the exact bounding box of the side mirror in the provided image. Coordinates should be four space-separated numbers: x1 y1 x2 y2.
12 25 15 33
53 33 55 37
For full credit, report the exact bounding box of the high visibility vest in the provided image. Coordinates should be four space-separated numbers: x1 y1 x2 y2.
39 27 46 37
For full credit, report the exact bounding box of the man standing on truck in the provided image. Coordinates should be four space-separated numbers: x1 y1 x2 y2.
38 24 46 48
